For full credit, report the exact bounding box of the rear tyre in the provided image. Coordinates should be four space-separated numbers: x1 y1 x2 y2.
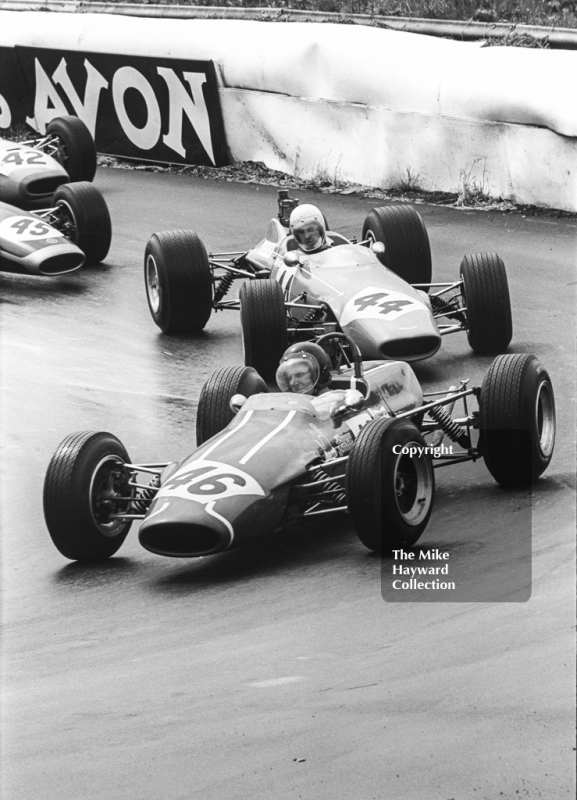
196 366 269 446
145 230 213 334
460 253 512 353
52 182 112 264
346 417 435 552
43 431 133 562
240 279 288 383
46 115 97 182
479 354 555 486
361 205 432 285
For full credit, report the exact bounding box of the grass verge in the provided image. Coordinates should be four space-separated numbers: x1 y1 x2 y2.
97 154 577 218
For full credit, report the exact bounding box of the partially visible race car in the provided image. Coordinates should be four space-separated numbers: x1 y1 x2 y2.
144 192 512 379
0 182 111 277
0 116 97 210
43 335 554 563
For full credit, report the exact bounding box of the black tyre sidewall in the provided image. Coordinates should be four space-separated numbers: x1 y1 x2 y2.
347 417 435 552
144 230 213 334
479 354 556 486
361 205 432 285
240 280 288 382
43 431 132 561
460 253 513 353
52 181 112 264
46 115 97 182
196 365 268 445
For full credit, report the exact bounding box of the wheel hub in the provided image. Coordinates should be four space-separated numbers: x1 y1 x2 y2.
536 380 555 458
89 456 131 537
146 255 161 313
393 451 433 527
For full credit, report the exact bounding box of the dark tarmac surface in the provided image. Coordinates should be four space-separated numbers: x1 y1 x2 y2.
1 168 575 799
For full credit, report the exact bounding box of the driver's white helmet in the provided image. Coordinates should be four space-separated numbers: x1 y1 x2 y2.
276 351 320 395
289 204 326 253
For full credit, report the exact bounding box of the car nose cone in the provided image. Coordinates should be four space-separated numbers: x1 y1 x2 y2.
343 315 441 361
139 498 233 557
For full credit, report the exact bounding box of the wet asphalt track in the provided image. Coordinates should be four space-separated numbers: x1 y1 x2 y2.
1 168 576 800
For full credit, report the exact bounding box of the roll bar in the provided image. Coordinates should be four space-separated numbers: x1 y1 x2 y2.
316 332 364 379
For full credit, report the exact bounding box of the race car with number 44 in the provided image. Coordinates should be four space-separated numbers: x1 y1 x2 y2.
43 334 554 564
144 191 513 379
0 115 97 209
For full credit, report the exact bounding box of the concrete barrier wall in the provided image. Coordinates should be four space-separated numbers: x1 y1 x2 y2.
1 11 575 210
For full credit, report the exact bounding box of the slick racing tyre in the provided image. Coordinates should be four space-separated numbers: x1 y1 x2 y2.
362 205 432 286
52 182 112 264
460 253 512 353
196 365 269 446
145 230 213 334
46 115 97 182
346 417 435 552
43 431 134 562
479 354 555 486
240 279 288 383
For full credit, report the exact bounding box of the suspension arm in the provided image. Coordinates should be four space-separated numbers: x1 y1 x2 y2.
432 455 480 468
285 301 325 310
298 505 348 517
394 387 477 421
421 415 476 431
208 262 256 278
439 324 466 335
295 475 346 490
124 463 167 474
412 280 464 295
128 480 159 491
286 326 325 334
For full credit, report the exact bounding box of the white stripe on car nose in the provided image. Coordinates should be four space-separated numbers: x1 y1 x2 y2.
200 410 254 460
239 411 297 465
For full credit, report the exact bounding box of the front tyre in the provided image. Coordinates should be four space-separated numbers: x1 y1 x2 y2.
346 417 435 552
240 279 288 383
52 182 112 264
46 115 97 182
145 230 213 334
43 431 134 562
196 366 269 445
361 205 432 285
479 354 555 486
460 253 512 353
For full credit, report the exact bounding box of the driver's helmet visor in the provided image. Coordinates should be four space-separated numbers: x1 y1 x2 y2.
293 221 324 252
276 355 320 394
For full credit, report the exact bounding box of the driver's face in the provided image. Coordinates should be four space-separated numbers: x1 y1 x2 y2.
295 223 322 251
287 363 315 393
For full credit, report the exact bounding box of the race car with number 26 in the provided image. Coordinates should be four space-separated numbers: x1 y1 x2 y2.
144 191 513 379
42 334 554 564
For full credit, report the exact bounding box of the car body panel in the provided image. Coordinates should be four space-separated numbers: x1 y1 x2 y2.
0 139 69 209
244 220 442 361
138 361 424 557
0 201 84 275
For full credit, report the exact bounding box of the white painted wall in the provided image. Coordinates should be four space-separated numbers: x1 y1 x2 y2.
1 11 575 210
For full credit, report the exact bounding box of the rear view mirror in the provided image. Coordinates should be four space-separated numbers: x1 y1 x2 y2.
330 389 365 418
371 242 385 256
343 389 365 411
230 394 247 413
283 251 303 268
